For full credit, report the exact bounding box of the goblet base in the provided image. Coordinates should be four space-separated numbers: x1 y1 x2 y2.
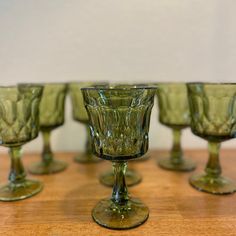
99 169 142 187
92 198 149 229
0 179 43 201
158 157 196 172
28 159 68 175
74 153 101 164
189 173 236 195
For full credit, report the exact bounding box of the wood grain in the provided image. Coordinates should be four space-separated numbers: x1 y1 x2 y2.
0 149 236 236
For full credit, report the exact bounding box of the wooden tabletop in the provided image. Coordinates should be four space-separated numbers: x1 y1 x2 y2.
0 149 236 236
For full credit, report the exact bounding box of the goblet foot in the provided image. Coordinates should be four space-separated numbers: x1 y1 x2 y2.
74 153 101 164
189 173 236 195
0 179 43 201
99 169 142 187
92 198 149 229
28 159 67 175
158 157 196 172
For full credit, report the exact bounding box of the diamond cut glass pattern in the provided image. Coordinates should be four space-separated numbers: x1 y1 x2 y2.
0 85 43 201
187 83 236 194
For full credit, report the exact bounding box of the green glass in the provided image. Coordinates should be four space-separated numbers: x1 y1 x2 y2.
0 85 43 201
28 83 68 175
82 85 156 229
135 152 150 161
99 168 142 187
69 81 142 186
99 83 146 187
68 82 101 163
187 83 236 195
156 83 196 171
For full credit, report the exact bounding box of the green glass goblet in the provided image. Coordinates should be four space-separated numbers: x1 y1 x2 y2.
68 82 102 163
82 85 156 229
156 83 196 171
0 85 43 201
187 83 236 195
28 83 68 175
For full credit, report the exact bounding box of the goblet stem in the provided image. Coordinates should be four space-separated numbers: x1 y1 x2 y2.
189 141 236 194
0 145 44 201
170 129 183 164
92 160 149 229
205 141 221 177
28 129 67 175
42 130 53 163
158 128 195 171
9 146 26 184
112 161 129 204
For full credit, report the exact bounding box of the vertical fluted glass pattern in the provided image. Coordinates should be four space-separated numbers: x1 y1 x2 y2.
40 84 67 129
83 87 155 160
158 83 190 128
68 82 91 123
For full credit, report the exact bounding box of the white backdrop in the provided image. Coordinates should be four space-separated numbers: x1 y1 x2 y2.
0 0 236 153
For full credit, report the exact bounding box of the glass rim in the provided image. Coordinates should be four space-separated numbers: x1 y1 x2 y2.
0 85 43 90
20 82 65 86
18 83 44 87
152 81 186 85
187 82 236 86
68 80 108 84
0 85 17 89
152 82 188 87
81 85 157 91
